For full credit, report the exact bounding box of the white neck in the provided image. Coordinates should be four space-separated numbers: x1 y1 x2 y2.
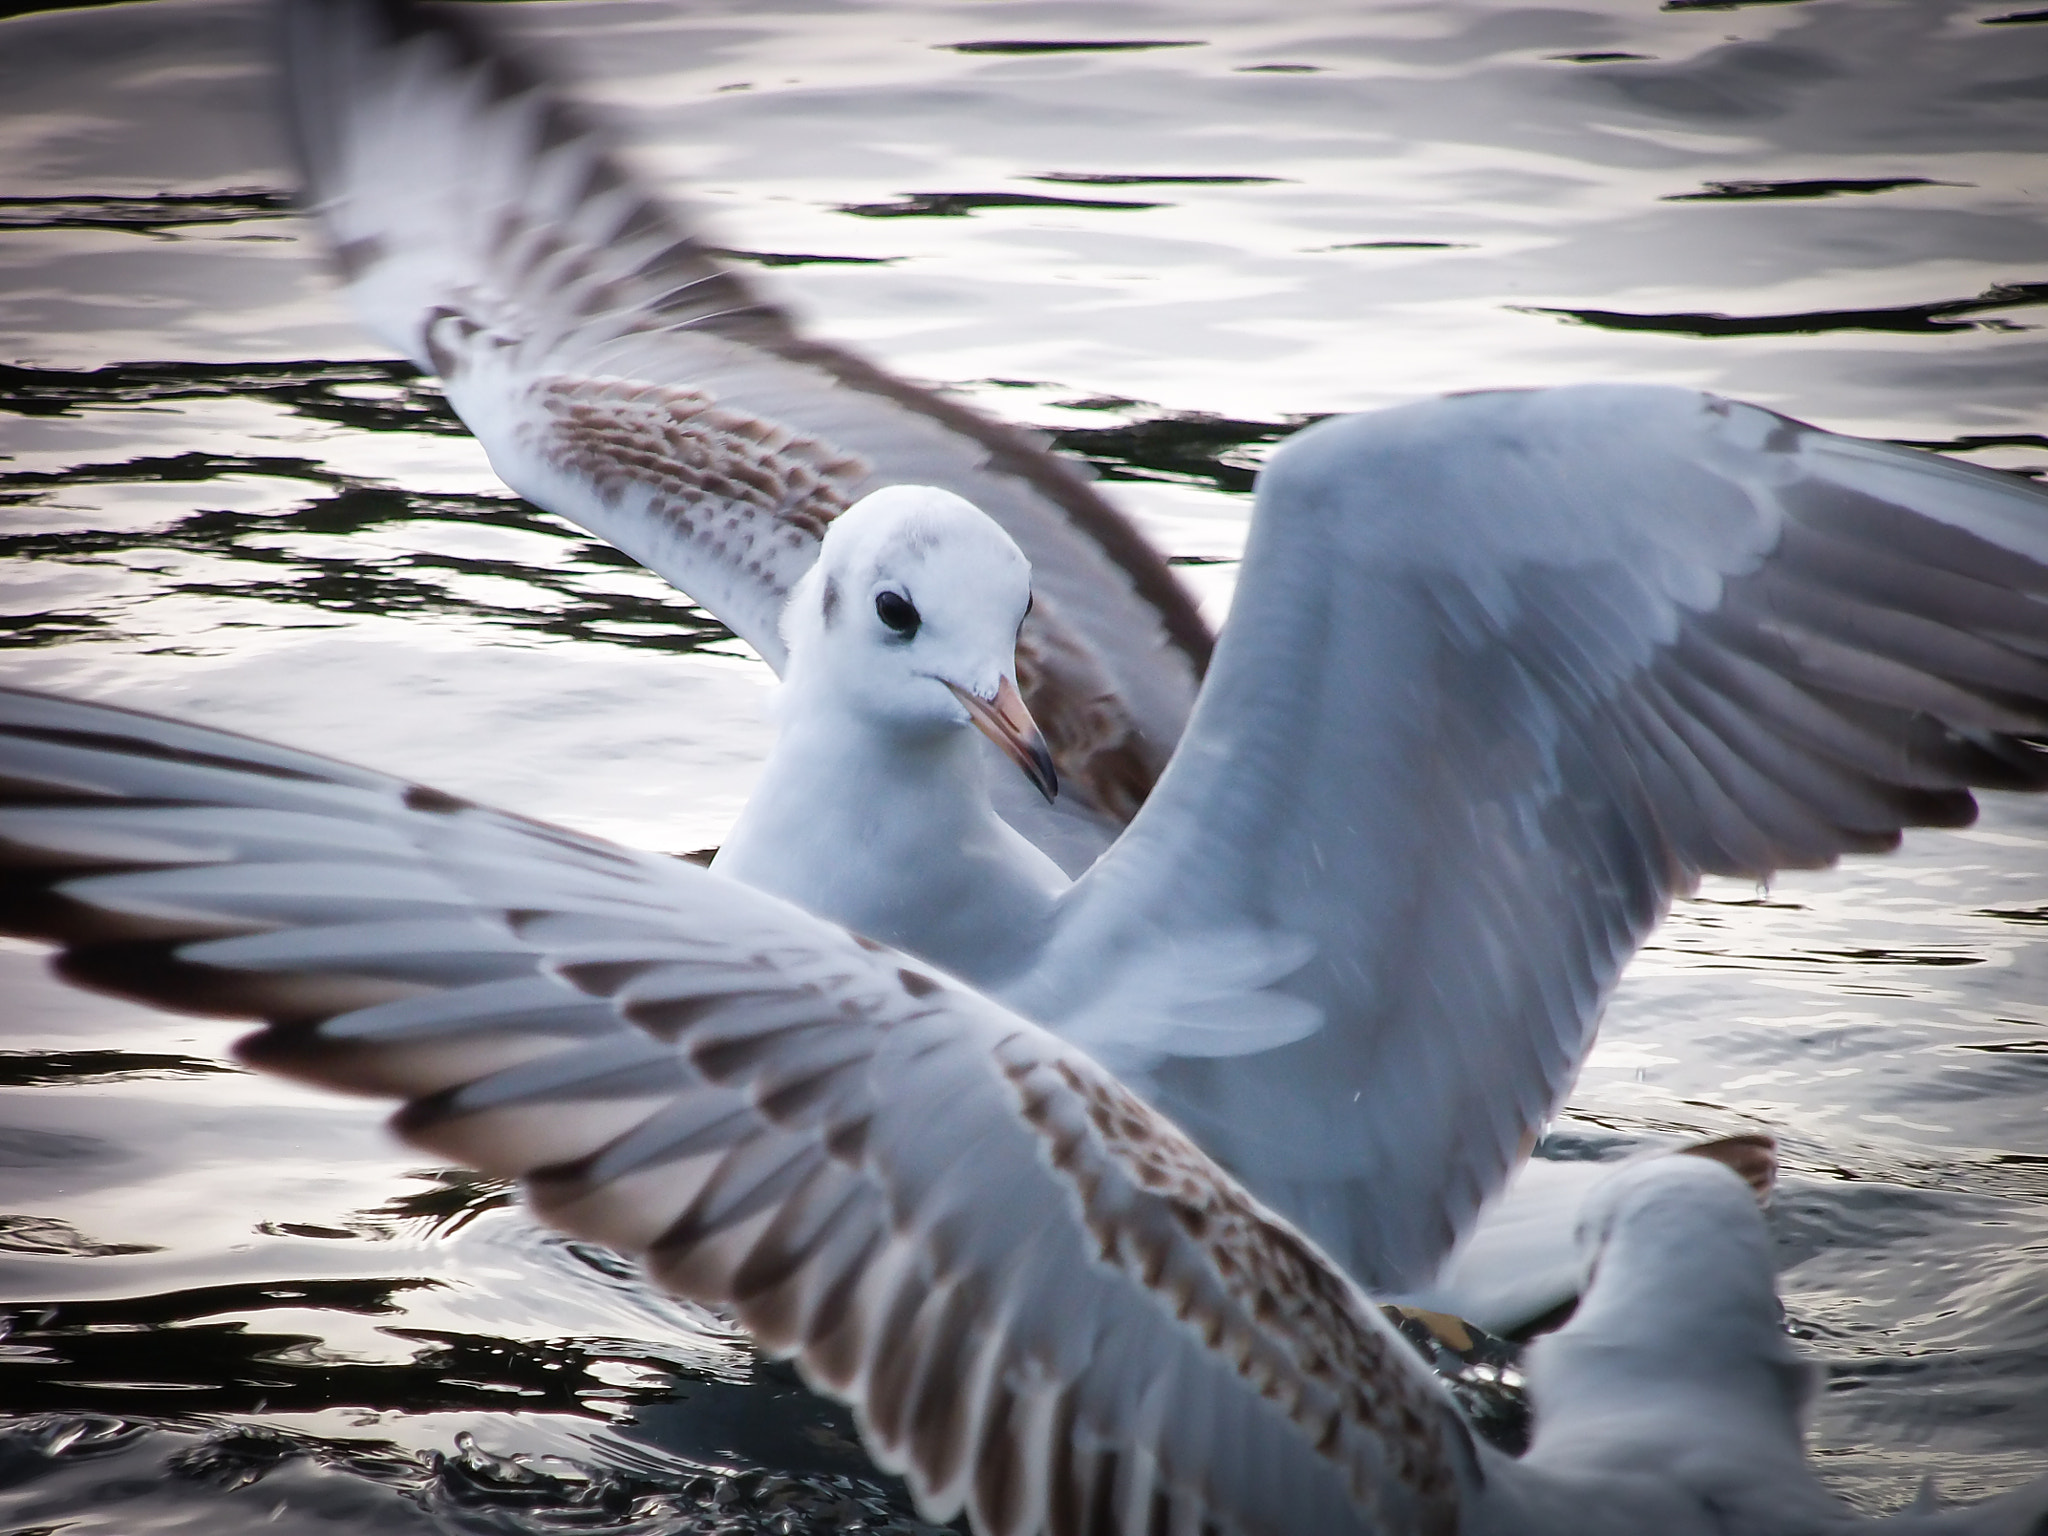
712 676 1067 985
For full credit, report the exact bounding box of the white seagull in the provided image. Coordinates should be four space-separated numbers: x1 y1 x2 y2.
714 483 1069 983
0 687 2042 1535
272 0 2048 1310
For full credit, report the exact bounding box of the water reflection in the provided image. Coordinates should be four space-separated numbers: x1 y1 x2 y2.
839 190 1167 216
1 358 458 432
1047 408 1301 494
0 1413 952 1536
1526 281 2048 340
0 1049 236 1086
1 360 734 658
1664 177 1957 200
0 190 293 237
939 39 1207 55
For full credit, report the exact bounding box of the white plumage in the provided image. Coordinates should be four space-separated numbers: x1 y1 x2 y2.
714 484 1069 981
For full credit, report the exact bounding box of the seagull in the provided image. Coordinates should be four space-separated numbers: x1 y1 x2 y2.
714 483 1068 984
696 469 1775 1336
271 0 2048 1310
0 689 2041 1535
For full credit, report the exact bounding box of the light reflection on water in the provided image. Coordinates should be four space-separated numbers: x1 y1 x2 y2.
0 0 2045 1528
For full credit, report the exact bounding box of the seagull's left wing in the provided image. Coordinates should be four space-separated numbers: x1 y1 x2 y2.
0 685 1481 1536
277 0 1207 828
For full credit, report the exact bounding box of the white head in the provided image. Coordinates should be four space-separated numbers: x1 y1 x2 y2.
781 485 1057 798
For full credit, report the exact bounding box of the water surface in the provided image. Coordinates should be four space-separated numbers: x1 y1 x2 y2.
1 0 2045 1527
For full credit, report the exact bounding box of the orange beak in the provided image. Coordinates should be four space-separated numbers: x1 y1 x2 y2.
946 676 1058 803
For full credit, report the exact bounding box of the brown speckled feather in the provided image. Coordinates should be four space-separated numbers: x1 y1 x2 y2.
0 685 1475 1536
279 0 1207 828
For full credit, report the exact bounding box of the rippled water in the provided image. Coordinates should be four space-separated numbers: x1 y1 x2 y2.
2 0 2045 1529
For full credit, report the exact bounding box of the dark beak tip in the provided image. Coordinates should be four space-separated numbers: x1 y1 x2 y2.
1034 756 1060 804
949 676 1058 804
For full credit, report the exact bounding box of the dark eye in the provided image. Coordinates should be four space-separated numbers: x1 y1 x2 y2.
875 589 920 637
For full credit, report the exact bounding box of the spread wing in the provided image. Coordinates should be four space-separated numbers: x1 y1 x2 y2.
0 685 1479 1536
1011 384 2048 1293
277 0 1208 827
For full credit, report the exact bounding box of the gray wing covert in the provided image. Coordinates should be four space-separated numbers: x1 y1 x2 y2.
1014 384 2048 1292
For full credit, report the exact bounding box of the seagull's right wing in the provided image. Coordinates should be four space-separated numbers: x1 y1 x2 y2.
276 0 1207 825
0 685 1476 1536
1014 385 2048 1295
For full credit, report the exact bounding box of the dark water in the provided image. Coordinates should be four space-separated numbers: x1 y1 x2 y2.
1 0 2046 1528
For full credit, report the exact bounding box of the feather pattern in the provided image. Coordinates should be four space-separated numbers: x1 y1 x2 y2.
276 0 1205 825
0 685 1477 1536
1012 387 2048 1293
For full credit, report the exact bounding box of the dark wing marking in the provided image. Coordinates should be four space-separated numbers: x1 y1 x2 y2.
0 684 1479 1536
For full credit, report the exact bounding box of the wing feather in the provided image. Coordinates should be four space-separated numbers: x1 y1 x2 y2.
1018 385 2048 1293
277 0 1206 824
0 684 1479 1536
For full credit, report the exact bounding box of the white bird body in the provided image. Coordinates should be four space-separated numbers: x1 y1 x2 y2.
1509 1157 1827 1533
714 700 1065 979
717 500 1757 1334
714 485 1069 981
